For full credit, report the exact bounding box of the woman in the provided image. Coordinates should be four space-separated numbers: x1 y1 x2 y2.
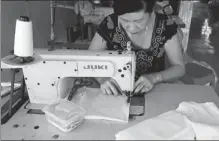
89 0 185 95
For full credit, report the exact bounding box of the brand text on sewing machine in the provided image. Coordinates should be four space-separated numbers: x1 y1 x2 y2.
83 65 108 70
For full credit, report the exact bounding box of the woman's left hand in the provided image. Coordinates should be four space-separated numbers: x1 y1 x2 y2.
133 75 155 95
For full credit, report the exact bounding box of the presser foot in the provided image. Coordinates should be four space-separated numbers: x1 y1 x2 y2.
124 91 132 103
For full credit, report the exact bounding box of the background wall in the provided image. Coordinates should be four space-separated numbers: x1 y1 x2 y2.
1 1 78 82
2 1 219 94
1 0 178 82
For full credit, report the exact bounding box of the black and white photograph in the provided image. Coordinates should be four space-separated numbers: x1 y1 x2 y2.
1 0 219 140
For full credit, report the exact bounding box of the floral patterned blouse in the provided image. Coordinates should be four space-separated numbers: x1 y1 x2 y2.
96 12 178 80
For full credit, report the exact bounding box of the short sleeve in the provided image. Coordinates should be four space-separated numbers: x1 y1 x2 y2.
96 14 115 43
163 18 178 41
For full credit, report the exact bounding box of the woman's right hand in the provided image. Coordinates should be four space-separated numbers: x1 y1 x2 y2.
99 78 122 96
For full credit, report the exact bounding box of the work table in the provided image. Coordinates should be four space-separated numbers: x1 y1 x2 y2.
1 83 219 140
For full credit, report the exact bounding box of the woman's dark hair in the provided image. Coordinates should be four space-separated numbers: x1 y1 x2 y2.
113 0 155 16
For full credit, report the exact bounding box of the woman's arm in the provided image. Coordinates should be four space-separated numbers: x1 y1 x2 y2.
134 34 185 94
88 33 122 95
152 33 185 83
88 33 107 50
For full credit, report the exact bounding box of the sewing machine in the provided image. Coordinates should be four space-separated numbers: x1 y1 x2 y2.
22 48 136 105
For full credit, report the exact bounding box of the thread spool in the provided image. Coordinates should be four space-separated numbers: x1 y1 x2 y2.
14 16 33 57
1 16 43 68
87 23 93 41
66 26 74 43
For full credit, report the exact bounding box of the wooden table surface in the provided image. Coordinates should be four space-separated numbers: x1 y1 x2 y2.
1 83 219 140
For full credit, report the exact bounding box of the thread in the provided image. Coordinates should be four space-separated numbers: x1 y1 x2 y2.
14 16 33 57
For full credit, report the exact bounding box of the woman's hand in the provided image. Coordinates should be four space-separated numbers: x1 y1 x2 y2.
99 78 122 96
133 75 155 95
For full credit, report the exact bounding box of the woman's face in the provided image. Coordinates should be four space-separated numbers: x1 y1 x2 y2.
118 10 150 34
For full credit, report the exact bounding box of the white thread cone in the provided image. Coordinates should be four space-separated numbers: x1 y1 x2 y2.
14 17 33 57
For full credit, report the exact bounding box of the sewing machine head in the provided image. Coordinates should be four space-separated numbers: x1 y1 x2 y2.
22 48 136 104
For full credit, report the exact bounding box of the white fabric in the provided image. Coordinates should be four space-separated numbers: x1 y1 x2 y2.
116 102 219 140
72 87 130 123
116 110 195 140
176 102 219 140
